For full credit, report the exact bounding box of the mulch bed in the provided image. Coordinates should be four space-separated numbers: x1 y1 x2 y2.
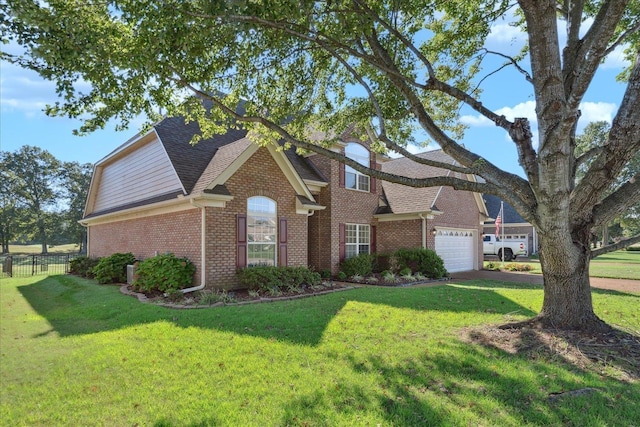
461 325 640 384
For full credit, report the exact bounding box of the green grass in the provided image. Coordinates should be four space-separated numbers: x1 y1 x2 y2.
1 275 638 426
485 250 640 280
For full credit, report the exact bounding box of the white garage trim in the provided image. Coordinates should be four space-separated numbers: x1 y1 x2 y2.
434 228 477 273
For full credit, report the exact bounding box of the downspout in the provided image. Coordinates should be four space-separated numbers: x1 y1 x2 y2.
418 213 427 249
180 200 207 294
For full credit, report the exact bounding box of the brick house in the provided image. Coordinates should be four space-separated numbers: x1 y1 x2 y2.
82 116 488 289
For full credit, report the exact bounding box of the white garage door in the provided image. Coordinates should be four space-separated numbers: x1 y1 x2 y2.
434 229 475 273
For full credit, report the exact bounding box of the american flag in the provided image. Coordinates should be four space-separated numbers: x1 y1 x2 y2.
495 204 503 237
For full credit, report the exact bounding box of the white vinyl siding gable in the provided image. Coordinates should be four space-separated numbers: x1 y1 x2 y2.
92 138 183 213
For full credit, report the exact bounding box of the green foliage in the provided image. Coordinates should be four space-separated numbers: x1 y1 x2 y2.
337 271 347 281
68 255 101 278
627 246 640 251
237 266 321 293
132 253 195 293
381 270 398 282
340 253 374 277
320 269 332 279
393 248 447 279
484 261 500 271
92 252 136 284
503 263 533 272
197 289 236 305
399 267 412 276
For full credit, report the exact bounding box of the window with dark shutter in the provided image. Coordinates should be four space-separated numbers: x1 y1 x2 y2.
236 213 247 269
278 217 288 266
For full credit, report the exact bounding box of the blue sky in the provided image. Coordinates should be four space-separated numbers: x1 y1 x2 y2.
0 15 629 175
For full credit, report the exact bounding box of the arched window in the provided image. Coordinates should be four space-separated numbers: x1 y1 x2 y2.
345 143 370 192
247 196 277 267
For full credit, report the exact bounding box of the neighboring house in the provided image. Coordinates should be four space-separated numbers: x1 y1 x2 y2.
82 115 489 289
482 194 538 255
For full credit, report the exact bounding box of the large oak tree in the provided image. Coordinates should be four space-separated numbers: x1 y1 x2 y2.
2 0 639 331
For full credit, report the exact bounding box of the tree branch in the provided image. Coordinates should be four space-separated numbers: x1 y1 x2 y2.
481 49 533 84
590 234 640 259
604 19 640 56
572 51 640 217
592 175 640 229
565 0 630 111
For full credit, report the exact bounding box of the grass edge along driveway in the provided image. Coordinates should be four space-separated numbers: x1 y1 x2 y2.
1 274 638 426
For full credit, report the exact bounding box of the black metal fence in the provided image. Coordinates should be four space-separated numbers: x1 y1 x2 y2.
1 254 82 277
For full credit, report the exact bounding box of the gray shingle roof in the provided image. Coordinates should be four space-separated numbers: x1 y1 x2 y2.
154 116 326 194
154 117 248 194
483 194 527 224
380 150 457 214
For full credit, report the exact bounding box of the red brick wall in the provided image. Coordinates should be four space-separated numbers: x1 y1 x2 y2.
377 219 423 254
204 147 309 289
88 208 202 284
308 140 381 274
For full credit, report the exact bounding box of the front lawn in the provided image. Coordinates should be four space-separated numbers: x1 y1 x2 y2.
1 275 638 426
485 250 640 280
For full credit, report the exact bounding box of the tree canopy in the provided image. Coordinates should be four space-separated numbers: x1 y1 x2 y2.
2 0 639 330
0 146 92 253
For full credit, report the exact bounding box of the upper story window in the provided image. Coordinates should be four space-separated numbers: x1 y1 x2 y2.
345 143 370 192
247 196 277 267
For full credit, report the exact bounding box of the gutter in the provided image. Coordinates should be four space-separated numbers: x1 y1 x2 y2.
418 213 427 249
179 199 208 294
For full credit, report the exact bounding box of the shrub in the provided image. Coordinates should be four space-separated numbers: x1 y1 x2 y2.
93 252 136 284
340 253 374 277
399 267 412 276
626 246 640 252
382 270 397 282
237 266 321 293
132 253 196 293
320 269 332 279
337 271 347 281
504 263 533 272
393 248 447 279
484 261 500 271
68 256 101 278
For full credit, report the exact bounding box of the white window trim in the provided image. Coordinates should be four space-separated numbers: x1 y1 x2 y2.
247 196 277 267
345 143 370 192
345 223 371 259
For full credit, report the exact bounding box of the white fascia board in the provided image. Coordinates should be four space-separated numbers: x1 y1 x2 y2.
374 211 440 222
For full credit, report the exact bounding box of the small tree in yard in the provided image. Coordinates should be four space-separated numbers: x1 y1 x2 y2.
3 1 640 332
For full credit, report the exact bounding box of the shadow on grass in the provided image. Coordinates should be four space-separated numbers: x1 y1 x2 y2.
278 339 639 426
17 275 535 346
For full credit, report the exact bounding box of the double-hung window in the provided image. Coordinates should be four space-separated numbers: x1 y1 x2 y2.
345 143 370 192
247 196 277 266
345 223 370 259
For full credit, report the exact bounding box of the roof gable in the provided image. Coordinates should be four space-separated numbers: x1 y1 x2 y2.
380 150 452 214
483 194 527 224
154 117 248 194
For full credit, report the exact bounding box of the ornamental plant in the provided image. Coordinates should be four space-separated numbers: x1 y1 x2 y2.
132 253 195 293
393 248 447 279
93 252 136 284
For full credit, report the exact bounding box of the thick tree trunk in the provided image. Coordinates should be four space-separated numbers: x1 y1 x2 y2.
536 231 610 332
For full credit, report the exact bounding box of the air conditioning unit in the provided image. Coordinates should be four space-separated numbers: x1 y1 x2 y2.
126 264 138 285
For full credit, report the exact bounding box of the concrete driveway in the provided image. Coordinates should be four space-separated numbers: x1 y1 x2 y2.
451 270 640 293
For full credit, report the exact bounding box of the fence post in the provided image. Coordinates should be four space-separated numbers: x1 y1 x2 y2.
2 256 12 277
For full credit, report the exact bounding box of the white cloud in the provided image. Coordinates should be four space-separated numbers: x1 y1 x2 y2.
601 45 630 70
0 61 58 116
578 101 616 126
461 100 537 127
